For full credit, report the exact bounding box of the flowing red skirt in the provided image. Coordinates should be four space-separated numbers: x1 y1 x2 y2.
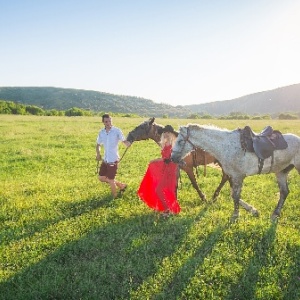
137 159 181 214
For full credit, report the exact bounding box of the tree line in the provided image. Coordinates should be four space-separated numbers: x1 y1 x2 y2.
0 99 299 120
0 100 138 117
186 111 299 120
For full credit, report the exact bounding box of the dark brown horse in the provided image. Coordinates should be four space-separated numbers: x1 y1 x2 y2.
126 117 229 202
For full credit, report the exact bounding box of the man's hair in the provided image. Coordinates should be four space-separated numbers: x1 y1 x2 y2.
102 113 111 122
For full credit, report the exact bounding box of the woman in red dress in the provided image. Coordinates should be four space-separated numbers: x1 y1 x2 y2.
137 125 181 216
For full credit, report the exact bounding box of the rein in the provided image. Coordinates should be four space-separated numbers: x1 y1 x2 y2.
182 127 198 149
95 142 130 175
95 147 129 175
119 146 129 163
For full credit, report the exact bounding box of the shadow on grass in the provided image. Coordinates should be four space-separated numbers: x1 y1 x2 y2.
282 244 300 300
1 204 299 300
225 222 278 300
160 222 229 297
0 206 208 299
0 193 114 247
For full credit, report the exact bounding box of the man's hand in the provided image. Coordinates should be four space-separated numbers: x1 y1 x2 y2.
123 140 131 147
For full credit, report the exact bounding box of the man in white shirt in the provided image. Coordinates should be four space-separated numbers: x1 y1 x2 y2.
96 114 131 198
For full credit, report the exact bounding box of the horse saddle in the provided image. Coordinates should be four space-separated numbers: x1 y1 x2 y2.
239 125 288 173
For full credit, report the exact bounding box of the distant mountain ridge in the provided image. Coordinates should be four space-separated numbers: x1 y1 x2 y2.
186 83 300 116
0 84 300 117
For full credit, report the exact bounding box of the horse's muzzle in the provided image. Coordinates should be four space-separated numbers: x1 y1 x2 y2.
170 153 181 164
126 133 135 144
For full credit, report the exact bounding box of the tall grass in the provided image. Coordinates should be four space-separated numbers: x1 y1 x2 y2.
0 115 299 299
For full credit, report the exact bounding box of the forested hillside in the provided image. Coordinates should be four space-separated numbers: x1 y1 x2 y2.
0 84 300 118
0 87 190 118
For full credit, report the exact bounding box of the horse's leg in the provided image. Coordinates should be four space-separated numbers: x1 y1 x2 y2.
184 166 207 202
211 171 228 202
271 168 292 221
229 177 244 221
226 175 259 216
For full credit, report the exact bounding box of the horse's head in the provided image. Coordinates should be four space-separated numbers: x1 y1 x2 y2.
171 125 196 163
126 117 162 144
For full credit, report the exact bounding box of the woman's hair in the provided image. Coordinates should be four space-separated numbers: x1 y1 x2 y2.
160 132 177 148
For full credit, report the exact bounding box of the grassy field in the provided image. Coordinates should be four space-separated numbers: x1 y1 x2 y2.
0 115 299 299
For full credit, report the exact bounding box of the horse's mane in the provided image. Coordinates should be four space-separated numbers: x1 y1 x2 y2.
184 123 230 132
152 120 180 135
153 121 163 128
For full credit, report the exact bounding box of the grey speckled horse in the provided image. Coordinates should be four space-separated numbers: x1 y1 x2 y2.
171 124 300 221
126 117 229 202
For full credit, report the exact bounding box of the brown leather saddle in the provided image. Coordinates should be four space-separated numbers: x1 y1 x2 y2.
239 125 288 173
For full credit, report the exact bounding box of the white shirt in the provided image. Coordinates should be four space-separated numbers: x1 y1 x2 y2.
96 126 125 163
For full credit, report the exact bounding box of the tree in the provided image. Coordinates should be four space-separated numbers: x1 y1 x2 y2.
26 105 45 115
278 113 298 120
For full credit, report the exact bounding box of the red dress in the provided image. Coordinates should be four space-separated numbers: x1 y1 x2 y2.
137 145 181 214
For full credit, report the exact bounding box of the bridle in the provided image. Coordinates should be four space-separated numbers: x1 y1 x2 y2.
95 143 129 174
172 126 206 176
173 127 198 157
113 122 153 172
127 122 161 144
127 122 152 143
96 124 148 174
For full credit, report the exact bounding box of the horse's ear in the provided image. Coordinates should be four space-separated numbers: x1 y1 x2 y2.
149 117 155 124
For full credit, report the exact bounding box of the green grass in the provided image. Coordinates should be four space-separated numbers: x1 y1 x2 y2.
0 115 299 299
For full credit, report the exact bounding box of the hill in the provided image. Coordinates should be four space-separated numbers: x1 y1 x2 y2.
0 87 191 118
185 83 300 116
0 84 300 117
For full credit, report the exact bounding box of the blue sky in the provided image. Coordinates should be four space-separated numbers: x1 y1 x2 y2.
1 0 300 106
